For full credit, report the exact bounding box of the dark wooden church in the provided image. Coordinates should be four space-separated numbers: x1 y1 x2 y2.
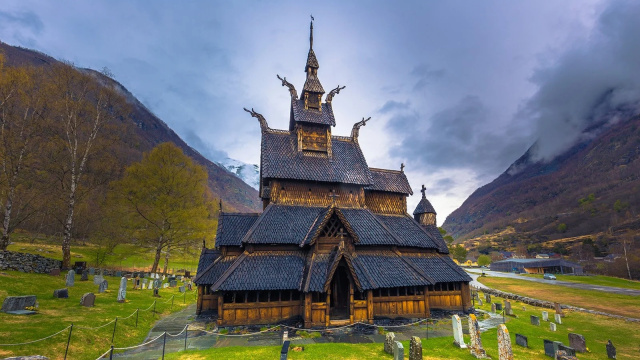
194 21 471 327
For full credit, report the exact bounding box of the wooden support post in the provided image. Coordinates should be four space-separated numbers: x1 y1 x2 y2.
325 291 331 327
349 285 354 324
196 286 203 315
366 290 374 324
424 286 430 318
461 282 471 311
304 293 312 328
217 291 224 326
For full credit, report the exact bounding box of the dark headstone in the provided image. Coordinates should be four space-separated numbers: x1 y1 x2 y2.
555 302 564 317
49 269 60 276
115 271 122 277
99 280 108 293
606 340 616 359
495 303 503 311
280 340 290 360
88 268 95 275
153 288 160 297
187 283 192 291
568 333 586 353
1 295 37 313
543 340 555 357
80 292 96 307
531 315 540 326
485 293 491 303
53 288 69 298
515 334 528 348
184 271 191 278
179 286 185 293
81 272 88 281
169 280 177 287
558 344 576 356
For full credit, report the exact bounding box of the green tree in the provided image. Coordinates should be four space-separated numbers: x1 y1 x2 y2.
450 244 468 263
438 227 446 235
107 142 214 273
477 254 491 266
557 223 567 233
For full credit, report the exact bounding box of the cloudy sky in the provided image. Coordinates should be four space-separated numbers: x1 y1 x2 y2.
2 0 638 224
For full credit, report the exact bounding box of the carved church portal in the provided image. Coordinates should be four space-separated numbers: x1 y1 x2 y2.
330 265 350 319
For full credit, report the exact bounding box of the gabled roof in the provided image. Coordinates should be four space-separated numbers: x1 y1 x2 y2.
302 71 325 93
375 214 446 251
214 213 260 247
260 131 372 185
242 204 329 245
193 254 237 285
366 168 413 195
211 250 306 291
195 248 221 279
405 253 472 283
350 250 433 290
291 98 335 126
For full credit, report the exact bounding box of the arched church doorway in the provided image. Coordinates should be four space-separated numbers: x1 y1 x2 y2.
330 265 350 319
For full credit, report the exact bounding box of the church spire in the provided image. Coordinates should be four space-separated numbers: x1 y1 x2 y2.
303 18 324 109
413 185 437 227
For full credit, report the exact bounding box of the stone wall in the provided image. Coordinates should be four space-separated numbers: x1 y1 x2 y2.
0 251 61 273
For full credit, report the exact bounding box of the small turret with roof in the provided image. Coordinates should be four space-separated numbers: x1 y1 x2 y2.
414 185 437 226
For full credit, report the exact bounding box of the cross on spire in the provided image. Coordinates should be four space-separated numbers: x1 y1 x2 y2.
328 190 340 205
401 163 405 172
421 185 427 199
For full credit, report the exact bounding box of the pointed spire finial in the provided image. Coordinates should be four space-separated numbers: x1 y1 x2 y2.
421 185 427 199
310 15 314 50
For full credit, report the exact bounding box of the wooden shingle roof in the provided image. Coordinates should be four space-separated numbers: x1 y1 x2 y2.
242 204 329 245
291 98 335 126
366 168 413 195
405 253 472 283
413 197 436 215
214 213 260 247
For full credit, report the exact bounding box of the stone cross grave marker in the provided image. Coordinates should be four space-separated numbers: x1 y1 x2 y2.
452 315 467 348
80 293 95 307
53 288 68 298
409 336 422 360
542 311 549 321
550 322 556 331
554 313 562 324
468 314 488 358
497 324 513 360
515 334 528 348
530 315 540 326
606 340 616 359
66 270 75 287
568 333 586 353
99 280 108 293
117 277 127 303
384 332 395 354
393 341 404 360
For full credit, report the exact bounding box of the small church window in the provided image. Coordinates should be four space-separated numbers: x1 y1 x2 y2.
223 292 235 303
354 291 366 300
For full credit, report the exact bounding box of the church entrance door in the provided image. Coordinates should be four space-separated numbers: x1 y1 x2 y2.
330 266 350 320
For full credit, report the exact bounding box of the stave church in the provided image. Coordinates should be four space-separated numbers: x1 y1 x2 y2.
194 21 471 327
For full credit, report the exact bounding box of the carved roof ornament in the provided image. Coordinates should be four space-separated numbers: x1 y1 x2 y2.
325 85 346 104
351 117 371 143
243 107 270 133
277 75 298 100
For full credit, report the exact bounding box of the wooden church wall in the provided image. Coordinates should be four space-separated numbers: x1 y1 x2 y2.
427 282 471 310
365 191 406 215
372 287 429 318
196 286 218 314
269 180 364 208
216 291 303 326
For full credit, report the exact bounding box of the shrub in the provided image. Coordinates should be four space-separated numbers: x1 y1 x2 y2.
557 223 567 233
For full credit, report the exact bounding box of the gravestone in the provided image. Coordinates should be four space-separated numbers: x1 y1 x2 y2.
2 295 37 313
280 340 289 360
491 303 496 313
179 286 185 293
497 324 513 360
170 280 177 287
384 332 396 354
409 336 422 360
134 278 141 290
515 334 528 348
530 315 540 326
485 294 491 303
162 275 166 280
555 349 579 360
495 303 502 311
550 322 556 331
117 277 127 303
88 268 95 275
478 298 483 306
452 315 467 348
505 300 513 316
393 341 404 360
142 279 148 288
468 314 488 358
187 282 192 291
154 278 161 289
542 311 549 321
154 288 160 297
554 302 564 317
522 306 526 311
93 275 104 285
49 269 60 276
568 333 586 353
184 270 191 278
66 270 75 287
163 283 169 288
81 271 89 281
558 344 576 357
99 280 108 293
53 288 68 298
543 340 556 357
80 293 95 307
115 271 122 277
555 313 562 324
606 340 616 359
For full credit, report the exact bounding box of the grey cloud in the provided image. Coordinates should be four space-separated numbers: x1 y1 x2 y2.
523 0 640 161
411 64 445 91
0 11 43 33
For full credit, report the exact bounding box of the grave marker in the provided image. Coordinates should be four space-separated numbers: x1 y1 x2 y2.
93 275 104 285
88 268 95 275
542 311 549 321
49 269 60 276
384 332 395 354
495 303 502 311
117 277 127 303
515 334 528 348
497 324 513 360
99 280 108 293
568 333 586 353
468 314 488 358
550 322 556 331
53 288 68 298
558 344 576 357
530 315 540 326
65 270 75 287
555 302 564 317
409 336 422 360
393 341 404 360
80 293 96 307
1 295 37 313
485 294 491 303
504 300 513 316
554 313 562 324
606 340 616 359
80 271 88 281
491 303 496 313
452 315 467 348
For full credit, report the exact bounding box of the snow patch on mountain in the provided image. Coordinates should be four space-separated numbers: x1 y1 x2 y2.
217 158 260 190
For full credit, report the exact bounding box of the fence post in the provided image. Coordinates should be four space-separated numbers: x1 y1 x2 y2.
184 325 188 351
136 308 139 328
111 317 118 344
426 319 429 340
109 345 114 360
64 323 73 360
162 332 167 360
153 300 156 317
171 295 174 311
184 291 186 304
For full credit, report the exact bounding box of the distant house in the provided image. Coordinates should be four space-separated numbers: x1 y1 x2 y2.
535 253 550 259
490 258 583 275
500 251 514 259
463 256 478 267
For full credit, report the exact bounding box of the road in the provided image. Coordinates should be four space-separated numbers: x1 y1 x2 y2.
466 269 640 296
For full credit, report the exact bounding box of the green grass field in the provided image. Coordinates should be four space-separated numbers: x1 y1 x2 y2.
164 292 640 359
0 270 197 360
521 273 640 290
6 234 201 272
477 276 639 318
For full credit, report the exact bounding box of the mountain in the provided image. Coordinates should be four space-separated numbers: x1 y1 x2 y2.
443 111 640 244
216 158 260 190
0 41 262 213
